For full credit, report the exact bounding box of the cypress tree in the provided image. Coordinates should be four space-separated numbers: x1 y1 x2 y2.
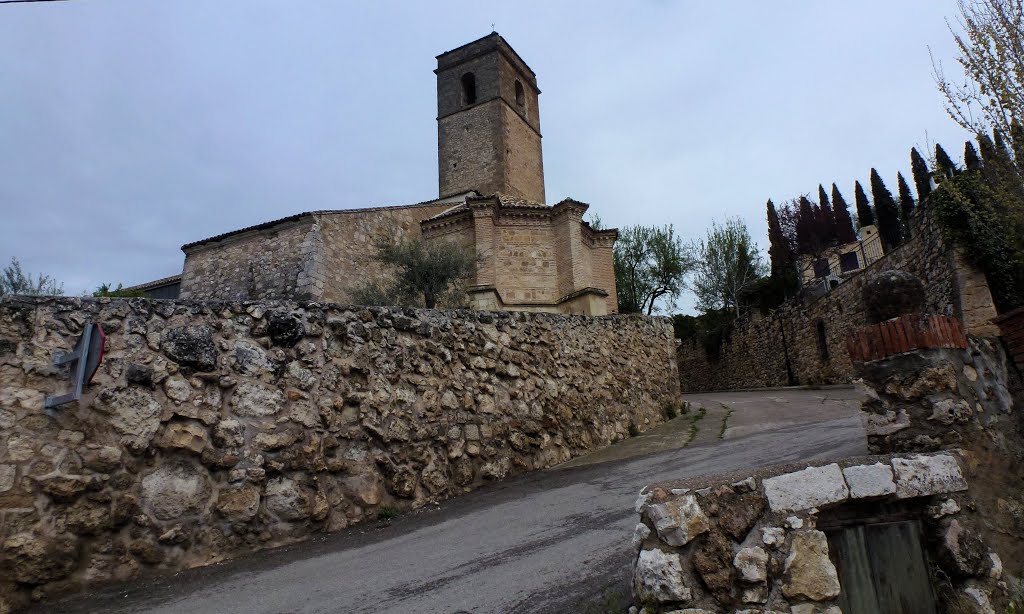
964 141 982 171
935 143 958 179
871 168 903 251
854 180 875 228
910 147 932 202
1010 120 1024 165
978 132 997 164
818 184 837 244
766 199 793 277
796 196 816 255
831 183 857 244
897 171 915 238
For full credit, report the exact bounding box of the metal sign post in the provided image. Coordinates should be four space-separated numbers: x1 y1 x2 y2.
44 323 105 409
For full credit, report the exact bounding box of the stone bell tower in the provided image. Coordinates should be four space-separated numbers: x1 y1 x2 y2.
435 33 545 203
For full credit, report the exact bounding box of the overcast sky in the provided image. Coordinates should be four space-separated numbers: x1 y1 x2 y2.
0 0 973 310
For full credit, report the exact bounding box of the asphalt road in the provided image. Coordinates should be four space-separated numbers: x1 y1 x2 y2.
35 388 867 614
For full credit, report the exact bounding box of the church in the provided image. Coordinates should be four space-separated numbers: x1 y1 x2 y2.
151 33 619 315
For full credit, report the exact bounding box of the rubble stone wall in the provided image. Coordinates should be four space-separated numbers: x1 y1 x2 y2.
0 297 679 609
677 206 992 392
630 453 1007 613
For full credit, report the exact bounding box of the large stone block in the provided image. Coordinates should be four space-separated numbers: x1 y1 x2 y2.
140 462 212 521
892 454 967 499
763 464 849 512
633 548 691 603
782 530 840 601
646 495 710 547
843 462 896 499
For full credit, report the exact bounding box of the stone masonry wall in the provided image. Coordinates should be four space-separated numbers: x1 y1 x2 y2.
0 297 678 610
180 219 318 302
677 206 978 391
180 204 453 306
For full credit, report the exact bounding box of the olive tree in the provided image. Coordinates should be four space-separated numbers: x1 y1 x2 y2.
0 258 63 297
349 236 478 309
613 224 691 315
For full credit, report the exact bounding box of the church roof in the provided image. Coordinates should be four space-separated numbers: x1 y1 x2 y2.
423 193 554 223
181 192 476 251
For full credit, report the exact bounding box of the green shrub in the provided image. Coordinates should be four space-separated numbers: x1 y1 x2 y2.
376 505 399 521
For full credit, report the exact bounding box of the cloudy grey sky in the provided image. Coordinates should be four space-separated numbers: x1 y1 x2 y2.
1 0 972 308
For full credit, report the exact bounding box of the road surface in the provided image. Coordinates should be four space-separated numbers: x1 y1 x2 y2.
35 388 867 614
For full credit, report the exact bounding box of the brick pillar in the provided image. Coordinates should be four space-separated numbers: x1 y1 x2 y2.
472 210 496 288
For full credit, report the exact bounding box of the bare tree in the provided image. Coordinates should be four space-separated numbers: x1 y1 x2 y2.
688 218 767 319
932 0 1024 141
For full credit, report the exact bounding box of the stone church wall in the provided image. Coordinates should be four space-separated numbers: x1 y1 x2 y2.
179 218 320 302
0 296 678 609
180 204 453 305
677 206 996 391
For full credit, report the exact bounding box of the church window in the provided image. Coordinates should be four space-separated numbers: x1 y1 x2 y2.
515 80 524 106
461 73 477 105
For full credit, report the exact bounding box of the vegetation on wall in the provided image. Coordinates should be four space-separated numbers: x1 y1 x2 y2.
0 257 63 297
928 0 1024 313
93 283 146 298
349 236 478 309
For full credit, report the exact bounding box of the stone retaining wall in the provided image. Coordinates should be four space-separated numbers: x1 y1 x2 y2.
630 453 1006 613
677 206 999 392
0 297 679 610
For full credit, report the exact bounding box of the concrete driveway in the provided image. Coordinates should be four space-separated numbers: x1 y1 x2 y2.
34 388 867 614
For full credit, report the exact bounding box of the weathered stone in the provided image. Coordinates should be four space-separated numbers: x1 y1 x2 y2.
864 408 912 437
863 270 925 323
158 422 210 454
842 462 896 499
734 546 768 583
2 532 79 584
140 462 212 521
761 527 785 549
125 363 154 387
342 472 383 506
646 495 710 547
389 468 418 498
420 464 448 495
160 325 217 371
81 446 122 473
0 464 16 493
37 475 96 503
631 522 650 550
781 530 840 601
963 586 996 614
234 340 277 376
692 529 734 604
212 419 245 448
163 377 193 403
763 464 849 512
253 431 298 451
891 454 967 499
62 500 111 535
215 485 260 522
938 519 988 576
96 387 162 452
230 381 285 417
265 477 314 521
268 312 304 347
633 548 691 603
718 491 766 541
741 584 768 604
